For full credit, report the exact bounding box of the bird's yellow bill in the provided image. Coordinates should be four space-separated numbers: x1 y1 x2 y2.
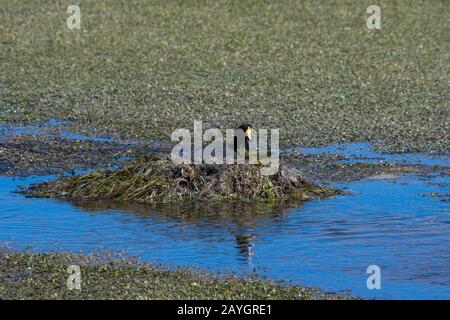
245 128 253 140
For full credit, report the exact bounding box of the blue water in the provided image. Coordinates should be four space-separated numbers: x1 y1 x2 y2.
0 118 116 143
0 144 449 299
300 142 450 167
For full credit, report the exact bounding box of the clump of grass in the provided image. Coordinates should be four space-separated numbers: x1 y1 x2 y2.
27 157 339 204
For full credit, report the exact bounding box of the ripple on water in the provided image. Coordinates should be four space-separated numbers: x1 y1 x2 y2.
0 143 449 299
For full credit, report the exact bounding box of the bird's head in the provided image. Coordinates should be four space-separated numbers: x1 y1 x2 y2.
237 124 253 140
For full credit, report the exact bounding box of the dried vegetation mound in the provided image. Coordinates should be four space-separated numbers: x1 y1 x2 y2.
27 157 339 203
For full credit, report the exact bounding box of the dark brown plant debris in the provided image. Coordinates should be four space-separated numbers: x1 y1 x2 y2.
26 156 340 203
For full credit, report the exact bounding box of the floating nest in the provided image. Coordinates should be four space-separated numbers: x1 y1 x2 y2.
27 156 340 203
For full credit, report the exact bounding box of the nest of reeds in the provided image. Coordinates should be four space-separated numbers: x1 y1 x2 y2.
26 156 339 203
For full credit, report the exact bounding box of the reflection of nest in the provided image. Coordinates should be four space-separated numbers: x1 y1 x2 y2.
27 156 339 204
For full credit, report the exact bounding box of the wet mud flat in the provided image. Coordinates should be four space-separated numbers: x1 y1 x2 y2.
0 251 347 300
0 120 172 176
1 120 446 184
284 144 450 206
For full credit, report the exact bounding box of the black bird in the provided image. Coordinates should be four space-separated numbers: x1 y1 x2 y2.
233 124 253 153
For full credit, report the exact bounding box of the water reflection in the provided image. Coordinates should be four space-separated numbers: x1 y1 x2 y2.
69 199 303 263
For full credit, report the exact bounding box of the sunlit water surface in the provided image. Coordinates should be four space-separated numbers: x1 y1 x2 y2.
1 143 449 299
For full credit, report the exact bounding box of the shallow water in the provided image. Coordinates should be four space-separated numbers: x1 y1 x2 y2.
0 143 449 299
300 142 450 167
0 119 116 143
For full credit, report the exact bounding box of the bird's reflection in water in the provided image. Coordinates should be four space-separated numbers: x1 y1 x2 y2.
235 233 255 261
68 198 304 264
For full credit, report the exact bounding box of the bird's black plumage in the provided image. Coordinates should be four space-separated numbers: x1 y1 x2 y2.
233 124 252 153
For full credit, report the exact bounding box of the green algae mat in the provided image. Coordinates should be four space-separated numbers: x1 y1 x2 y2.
1 1 448 154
